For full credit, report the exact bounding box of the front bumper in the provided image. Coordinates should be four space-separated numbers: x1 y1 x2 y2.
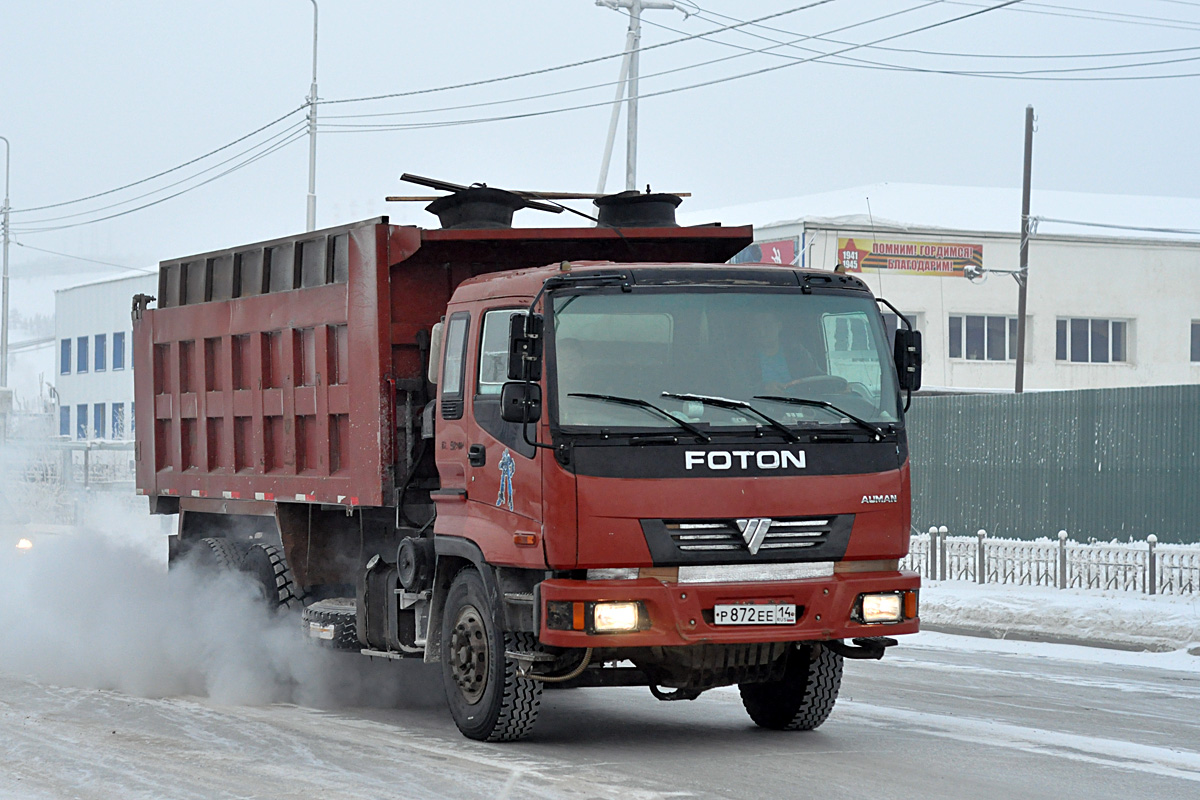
537 570 920 648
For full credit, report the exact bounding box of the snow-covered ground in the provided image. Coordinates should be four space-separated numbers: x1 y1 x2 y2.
919 581 1200 659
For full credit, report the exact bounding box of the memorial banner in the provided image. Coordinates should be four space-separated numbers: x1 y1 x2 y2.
837 237 982 277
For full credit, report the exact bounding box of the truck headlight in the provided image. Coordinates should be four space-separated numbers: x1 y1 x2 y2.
15 538 33 551
592 601 641 633
546 600 648 633
858 592 903 623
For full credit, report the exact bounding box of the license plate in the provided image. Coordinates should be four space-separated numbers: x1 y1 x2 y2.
712 603 796 626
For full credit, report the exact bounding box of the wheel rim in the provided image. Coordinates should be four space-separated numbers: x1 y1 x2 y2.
450 604 489 704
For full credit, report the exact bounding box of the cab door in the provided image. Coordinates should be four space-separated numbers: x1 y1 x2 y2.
465 307 544 564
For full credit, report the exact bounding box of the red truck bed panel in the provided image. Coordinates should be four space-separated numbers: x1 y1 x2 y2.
135 220 394 507
134 218 752 510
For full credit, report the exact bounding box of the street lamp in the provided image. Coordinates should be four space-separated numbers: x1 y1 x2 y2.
1 135 10 388
305 0 319 232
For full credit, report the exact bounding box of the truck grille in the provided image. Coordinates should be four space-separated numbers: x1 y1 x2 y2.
667 518 831 552
641 515 853 566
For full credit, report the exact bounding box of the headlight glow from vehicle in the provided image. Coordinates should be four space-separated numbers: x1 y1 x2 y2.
15 538 33 551
592 601 641 633
859 592 903 623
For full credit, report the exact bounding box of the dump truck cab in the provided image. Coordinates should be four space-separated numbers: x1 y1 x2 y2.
431 260 918 648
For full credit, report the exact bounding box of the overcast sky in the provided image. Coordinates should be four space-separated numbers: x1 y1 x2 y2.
2 1 1198 294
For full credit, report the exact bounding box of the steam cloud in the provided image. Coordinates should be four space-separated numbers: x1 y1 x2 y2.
0 464 442 711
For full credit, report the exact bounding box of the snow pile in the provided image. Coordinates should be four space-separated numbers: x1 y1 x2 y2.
919 580 1200 653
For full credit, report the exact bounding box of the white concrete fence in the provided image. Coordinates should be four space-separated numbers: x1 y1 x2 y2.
902 528 1200 595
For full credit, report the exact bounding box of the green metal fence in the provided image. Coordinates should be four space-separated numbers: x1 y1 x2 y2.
906 384 1200 545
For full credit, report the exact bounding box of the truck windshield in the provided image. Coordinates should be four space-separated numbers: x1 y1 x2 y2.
551 289 901 431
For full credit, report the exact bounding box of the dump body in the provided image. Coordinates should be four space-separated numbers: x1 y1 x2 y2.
133 218 750 513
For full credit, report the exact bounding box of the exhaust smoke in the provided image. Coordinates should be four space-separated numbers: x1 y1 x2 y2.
0 455 441 710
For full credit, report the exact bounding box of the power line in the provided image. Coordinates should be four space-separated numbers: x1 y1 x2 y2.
13 129 308 234
314 1 1041 134
14 121 308 226
943 0 1200 30
682 2 1200 60
315 1 840 107
658 4 1200 81
1017 0 1200 26
318 1 946 130
320 2 1200 131
10 106 306 214
320 3 919 125
10 242 157 274
1034 216 1200 236
8 5 838 224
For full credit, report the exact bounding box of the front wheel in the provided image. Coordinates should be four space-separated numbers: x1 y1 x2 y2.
739 643 843 731
440 567 542 741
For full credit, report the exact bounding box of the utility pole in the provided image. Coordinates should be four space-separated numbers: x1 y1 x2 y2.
1015 105 1034 394
1 135 10 389
595 0 676 193
305 0 319 231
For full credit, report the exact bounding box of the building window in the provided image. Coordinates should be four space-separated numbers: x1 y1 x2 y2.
1056 318 1128 363
95 334 107 372
76 404 87 439
113 332 126 370
60 339 72 375
112 403 125 439
949 315 1019 361
1192 321 1200 363
94 403 106 439
77 336 89 373
59 406 70 437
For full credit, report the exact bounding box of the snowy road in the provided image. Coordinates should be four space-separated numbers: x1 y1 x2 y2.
2 633 1197 800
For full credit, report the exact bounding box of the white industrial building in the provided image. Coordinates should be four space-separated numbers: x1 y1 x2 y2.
685 184 1200 391
54 273 157 440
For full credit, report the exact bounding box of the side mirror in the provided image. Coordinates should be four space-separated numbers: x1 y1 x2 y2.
893 329 922 392
500 382 543 423
507 313 543 381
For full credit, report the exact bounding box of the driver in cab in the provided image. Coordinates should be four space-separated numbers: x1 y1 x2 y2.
749 309 823 395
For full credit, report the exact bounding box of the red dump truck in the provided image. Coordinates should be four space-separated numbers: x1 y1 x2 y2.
133 185 922 741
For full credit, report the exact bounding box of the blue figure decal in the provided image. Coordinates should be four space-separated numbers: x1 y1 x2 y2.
496 448 516 511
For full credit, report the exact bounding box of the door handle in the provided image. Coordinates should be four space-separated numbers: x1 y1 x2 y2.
468 444 486 467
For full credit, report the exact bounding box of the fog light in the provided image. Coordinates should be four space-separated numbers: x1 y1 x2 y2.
860 593 903 623
15 538 33 551
592 601 640 633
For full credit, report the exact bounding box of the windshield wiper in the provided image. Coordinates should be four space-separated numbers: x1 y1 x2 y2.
568 393 712 442
752 395 886 440
661 392 800 443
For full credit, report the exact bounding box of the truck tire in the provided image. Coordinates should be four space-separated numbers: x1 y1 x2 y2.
191 537 249 573
440 567 542 742
738 643 843 731
302 598 359 650
241 542 303 610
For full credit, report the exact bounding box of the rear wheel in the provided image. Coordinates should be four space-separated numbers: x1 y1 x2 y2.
440 567 542 741
190 537 249 573
739 643 843 731
241 542 303 610
186 538 301 612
